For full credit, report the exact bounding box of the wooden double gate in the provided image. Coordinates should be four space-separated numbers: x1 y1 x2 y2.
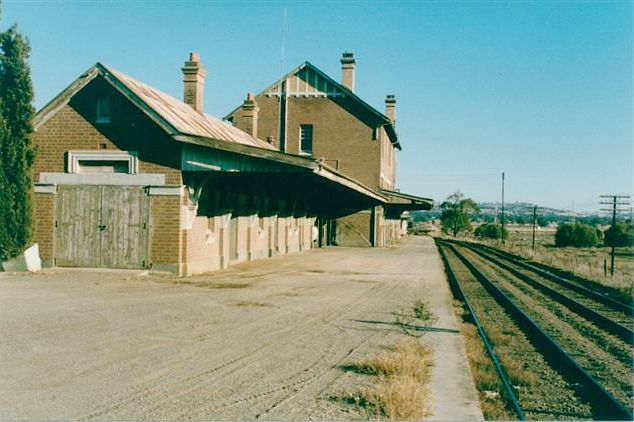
54 185 150 269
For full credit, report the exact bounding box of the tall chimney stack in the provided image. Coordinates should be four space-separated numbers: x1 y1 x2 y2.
234 93 259 138
385 94 396 128
182 52 206 113
340 52 356 92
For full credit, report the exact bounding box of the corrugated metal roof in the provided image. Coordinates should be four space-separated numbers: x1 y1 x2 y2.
101 64 275 151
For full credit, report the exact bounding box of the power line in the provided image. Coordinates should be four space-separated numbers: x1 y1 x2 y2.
599 194 631 277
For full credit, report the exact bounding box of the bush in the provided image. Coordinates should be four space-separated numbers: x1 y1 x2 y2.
604 222 634 247
474 223 507 240
555 223 599 247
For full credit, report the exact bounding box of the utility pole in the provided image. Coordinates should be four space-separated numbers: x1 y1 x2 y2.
531 205 537 251
599 195 631 277
501 172 505 245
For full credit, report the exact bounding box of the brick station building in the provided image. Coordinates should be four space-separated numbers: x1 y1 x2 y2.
225 53 432 247
31 53 431 276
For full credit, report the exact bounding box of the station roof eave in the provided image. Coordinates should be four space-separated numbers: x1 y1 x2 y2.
380 189 434 212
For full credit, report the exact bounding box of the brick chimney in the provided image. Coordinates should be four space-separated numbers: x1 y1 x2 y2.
233 93 259 138
341 52 356 92
385 94 396 128
182 52 206 113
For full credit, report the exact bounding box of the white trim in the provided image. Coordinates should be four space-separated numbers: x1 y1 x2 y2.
147 185 182 196
67 150 139 174
39 172 164 186
33 183 57 194
185 160 221 171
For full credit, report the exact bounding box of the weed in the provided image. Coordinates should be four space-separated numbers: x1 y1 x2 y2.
395 298 439 337
412 298 439 326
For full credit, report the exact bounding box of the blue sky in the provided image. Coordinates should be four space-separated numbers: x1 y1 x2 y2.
2 1 632 211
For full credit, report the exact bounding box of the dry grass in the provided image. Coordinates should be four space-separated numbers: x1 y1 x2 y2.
347 338 434 419
474 228 634 303
453 301 513 420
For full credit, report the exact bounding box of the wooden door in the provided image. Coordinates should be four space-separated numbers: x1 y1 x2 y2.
100 186 149 269
54 185 149 269
55 185 101 267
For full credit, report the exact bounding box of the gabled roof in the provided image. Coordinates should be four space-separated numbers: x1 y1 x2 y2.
224 61 401 150
33 63 275 151
32 62 389 204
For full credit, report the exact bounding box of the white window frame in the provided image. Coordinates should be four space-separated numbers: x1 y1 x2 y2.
67 150 139 174
299 124 313 155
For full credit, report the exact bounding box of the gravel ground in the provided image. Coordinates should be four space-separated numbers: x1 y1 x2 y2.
0 237 480 420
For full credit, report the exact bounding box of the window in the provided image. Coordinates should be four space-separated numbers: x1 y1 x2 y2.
67 150 138 174
299 124 313 155
96 96 111 124
372 127 379 141
77 160 129 173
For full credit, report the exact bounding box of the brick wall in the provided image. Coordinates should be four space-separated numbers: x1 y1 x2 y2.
33 78 182 185
149 193 182 273
33 193 55 265
183 215 222 275
251 95 381 189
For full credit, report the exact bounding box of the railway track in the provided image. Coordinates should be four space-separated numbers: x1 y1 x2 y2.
436 239 633 420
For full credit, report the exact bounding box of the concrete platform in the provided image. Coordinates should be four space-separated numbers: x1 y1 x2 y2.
415 236 483 420
0 236 481 420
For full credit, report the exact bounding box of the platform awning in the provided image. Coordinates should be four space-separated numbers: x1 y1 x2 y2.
380 189 434 216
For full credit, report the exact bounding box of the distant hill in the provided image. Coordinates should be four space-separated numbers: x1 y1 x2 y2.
411 201 619 226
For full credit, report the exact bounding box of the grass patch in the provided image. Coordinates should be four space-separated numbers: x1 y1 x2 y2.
452 299 539 419
344 338 434 420
459 321 513 420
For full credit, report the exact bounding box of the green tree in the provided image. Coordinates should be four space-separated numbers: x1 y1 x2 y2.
474 223 507 240
440 192 479 237
555 223 599 247
536 215 549 227
604 221 634 247
0 23 35 260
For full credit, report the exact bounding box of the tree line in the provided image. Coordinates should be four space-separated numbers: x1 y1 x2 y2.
433 191 633 248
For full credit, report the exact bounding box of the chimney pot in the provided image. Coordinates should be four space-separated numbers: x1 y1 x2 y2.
232 92 259 138
340 52 356 92
385 94 396 127
182 52 206 113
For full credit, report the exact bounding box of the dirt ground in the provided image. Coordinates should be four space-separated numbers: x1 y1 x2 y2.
0 236 479 420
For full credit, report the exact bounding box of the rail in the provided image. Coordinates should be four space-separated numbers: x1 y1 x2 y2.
435 240 525 420
468 241 632 314
459 242 633 344
439 240 633 420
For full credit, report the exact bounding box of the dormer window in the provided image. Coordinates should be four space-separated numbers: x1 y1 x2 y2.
96 96 111 124
299 124 313 155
